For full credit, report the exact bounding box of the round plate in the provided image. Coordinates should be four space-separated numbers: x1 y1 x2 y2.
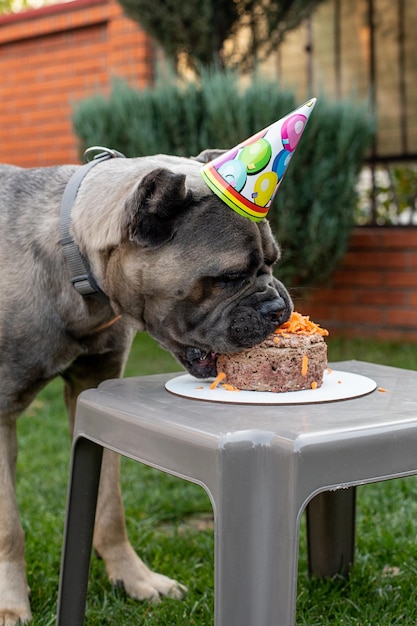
165 370 378 405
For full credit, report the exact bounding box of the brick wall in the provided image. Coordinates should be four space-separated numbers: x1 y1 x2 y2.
0 0 154 167
298 227 417 342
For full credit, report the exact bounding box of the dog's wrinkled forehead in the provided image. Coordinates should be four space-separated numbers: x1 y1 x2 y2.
190 188 279 259
175 157 277 254
168 191 280 284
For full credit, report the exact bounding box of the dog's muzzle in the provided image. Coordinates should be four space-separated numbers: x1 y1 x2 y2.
179 291 291 379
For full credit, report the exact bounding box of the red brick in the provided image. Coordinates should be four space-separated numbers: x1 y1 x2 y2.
349 228 382 249
341 250 407 269
407 252 417 268
298 304 333 324
334 269 384 287
0 0 153 167
330 306 384 325
382 229 417 248
387 309 417 328
407 292 417 307
385 272 417 288
355 289 406 306
349 227 417 250
320 289 356 305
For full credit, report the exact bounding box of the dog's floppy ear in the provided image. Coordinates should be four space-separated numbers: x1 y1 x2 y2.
124 168 192 248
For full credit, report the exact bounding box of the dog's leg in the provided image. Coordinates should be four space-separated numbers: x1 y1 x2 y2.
0 417 32 625
92 449 187 601
62 350 187 603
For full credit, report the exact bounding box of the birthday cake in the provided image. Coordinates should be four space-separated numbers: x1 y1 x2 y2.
215 312 328 393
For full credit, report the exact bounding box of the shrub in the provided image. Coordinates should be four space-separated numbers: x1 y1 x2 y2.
72 72 374 287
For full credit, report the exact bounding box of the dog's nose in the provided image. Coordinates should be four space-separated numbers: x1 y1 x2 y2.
258 297 286 321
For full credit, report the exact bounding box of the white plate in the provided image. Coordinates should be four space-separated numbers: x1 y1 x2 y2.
165 369 378 405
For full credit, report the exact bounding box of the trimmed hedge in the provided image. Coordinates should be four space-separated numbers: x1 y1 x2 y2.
72 71 374 287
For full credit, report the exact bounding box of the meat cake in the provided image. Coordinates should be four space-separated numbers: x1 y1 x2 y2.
215 312 328 393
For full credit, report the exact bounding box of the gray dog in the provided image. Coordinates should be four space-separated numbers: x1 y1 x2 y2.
0 149 292 624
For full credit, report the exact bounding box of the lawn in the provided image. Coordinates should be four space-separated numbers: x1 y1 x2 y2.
17 333 417 624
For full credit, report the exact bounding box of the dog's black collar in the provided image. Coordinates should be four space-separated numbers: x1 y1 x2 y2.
60 147 125 302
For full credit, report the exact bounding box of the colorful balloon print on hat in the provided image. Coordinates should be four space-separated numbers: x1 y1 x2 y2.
201 98 316 221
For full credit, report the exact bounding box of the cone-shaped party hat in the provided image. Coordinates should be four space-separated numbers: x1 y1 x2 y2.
201 98 316 222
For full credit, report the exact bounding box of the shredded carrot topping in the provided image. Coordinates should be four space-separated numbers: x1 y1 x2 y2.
377 387 387 393
221 383 241 392
301 355 308 376
210 371 226 389
311 381 318 390
274 311 329 337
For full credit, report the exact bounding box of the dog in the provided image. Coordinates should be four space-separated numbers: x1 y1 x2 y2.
0 149 292 624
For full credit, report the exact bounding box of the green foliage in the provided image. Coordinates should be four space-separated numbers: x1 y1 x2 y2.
72 72 374 288
116 0 326 74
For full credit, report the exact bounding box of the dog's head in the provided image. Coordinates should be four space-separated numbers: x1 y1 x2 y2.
88 153 292 378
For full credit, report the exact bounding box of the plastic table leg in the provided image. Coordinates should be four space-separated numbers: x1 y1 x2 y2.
56 438 103 626
306 486 356 578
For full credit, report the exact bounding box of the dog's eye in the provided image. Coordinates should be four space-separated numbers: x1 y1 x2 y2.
217 272 246 288
263 256 275 267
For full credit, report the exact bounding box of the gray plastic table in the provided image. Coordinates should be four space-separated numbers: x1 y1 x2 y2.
56 360 417 625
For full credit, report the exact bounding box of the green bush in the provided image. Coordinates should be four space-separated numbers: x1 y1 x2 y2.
72 71 374 287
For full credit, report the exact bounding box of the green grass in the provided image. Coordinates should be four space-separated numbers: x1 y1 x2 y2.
16 333 417 624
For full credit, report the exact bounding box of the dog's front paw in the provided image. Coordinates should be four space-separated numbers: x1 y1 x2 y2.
0 563 32 626
0 609 32 626
101 540 187 602
118 568 187 603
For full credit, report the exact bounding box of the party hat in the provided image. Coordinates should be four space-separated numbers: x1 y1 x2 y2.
201 98 316 222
